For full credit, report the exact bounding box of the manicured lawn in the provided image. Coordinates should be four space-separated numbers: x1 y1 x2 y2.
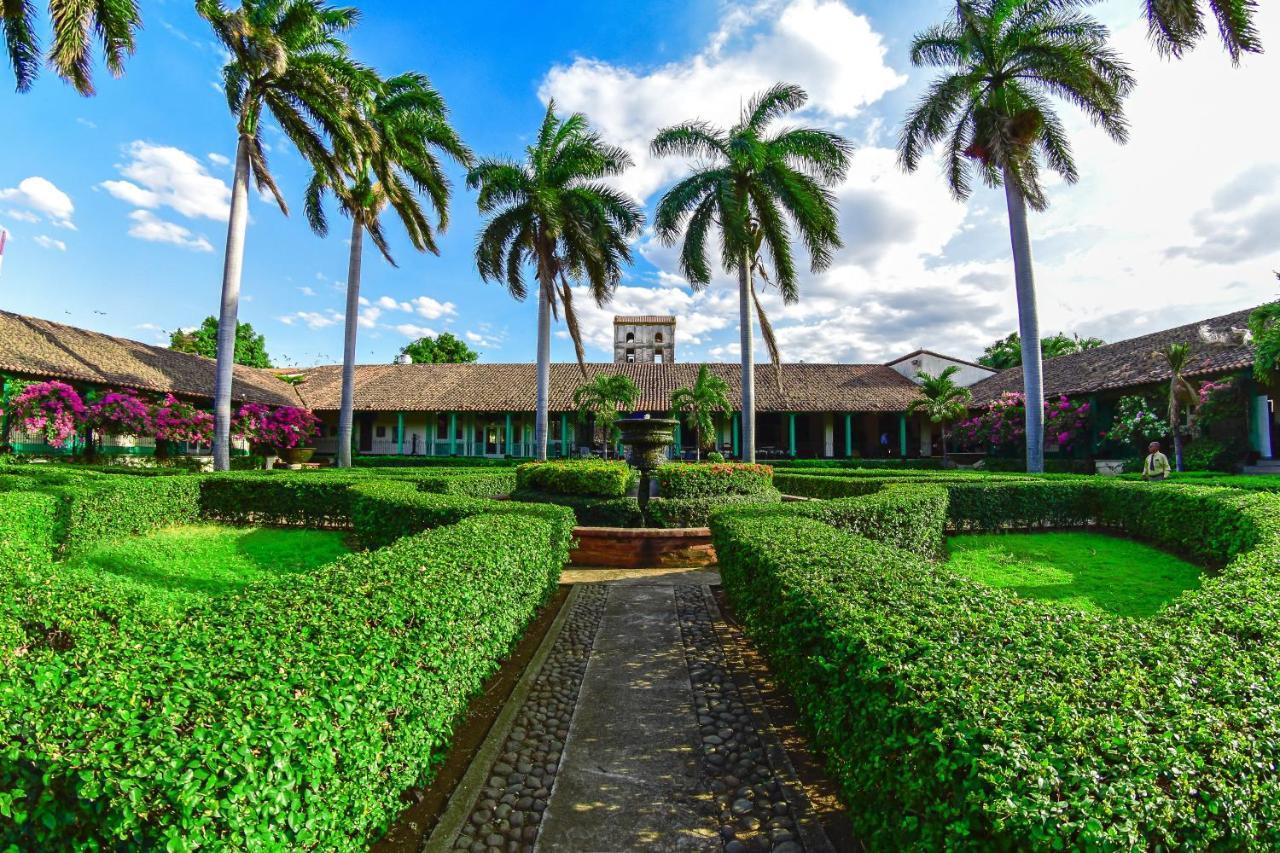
945 532 1202 617
63 524 350 608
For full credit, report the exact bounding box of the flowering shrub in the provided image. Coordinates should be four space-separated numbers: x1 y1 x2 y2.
151 394 214 444
9 381 86 447
951 392 1090 452
233 403 319 450
87 388 153 436
1195 377 1244 433
1104 395 1167 447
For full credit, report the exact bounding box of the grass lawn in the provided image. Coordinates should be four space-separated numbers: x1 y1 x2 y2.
945 532 1202 618
63 524 350 609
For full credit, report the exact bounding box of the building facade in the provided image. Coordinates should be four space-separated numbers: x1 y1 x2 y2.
613 315 675 364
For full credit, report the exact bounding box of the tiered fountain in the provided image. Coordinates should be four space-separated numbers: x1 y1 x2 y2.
615 414 678 526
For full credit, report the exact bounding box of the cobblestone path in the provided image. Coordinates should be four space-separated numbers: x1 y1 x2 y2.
428 581 834 853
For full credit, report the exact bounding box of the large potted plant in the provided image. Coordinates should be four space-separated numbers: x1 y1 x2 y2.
264 406 320 465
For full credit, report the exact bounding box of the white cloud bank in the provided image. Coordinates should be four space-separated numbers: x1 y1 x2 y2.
126 210 213 252
0 177 75 229
538 0 1280 364
102 141 231 221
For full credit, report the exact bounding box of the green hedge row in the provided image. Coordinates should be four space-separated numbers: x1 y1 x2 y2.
647 490 783 528
654 462 773 498
712 480 1280 848
352 455 517 468
514 459 637 497
2 511 570 848
771 457 946 470
0 466 577 848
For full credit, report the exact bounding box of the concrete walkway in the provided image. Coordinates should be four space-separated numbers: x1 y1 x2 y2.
427 575 833 853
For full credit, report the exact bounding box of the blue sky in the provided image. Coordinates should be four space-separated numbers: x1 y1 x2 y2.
3 0 1278 368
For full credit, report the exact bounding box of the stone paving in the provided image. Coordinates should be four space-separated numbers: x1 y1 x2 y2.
427 576 833 853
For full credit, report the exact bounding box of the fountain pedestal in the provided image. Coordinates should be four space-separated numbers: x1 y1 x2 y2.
616 417 678 525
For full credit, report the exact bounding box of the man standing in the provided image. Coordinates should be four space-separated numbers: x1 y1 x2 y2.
1142 440 1171 481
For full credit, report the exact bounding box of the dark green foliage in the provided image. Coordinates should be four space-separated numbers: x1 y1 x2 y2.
713 480 1280 848
2 512 569 848
773 473 887 498
771 458 945 470
647 491 782 528
515 460 637 498
418 470 515 498
351 481 574 550
979 456 1096 474
399 332 479 364
1181 437 1246 472
655 463 774 498
352 455 516 468
508 490 643 528
169 316 272 368
199 471 359 527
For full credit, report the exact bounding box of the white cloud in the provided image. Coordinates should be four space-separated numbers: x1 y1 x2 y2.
408 295 456 319
533 0 1280 364
207 153 231 167
4 209 40 223
359 306 382 329
539 0 905 200
280 309 342 330
0 177 75 228
126 210 213 252
75 117 97 129
394 323 438 339
101 141 231 221
33 235 66 251
297 286 317 297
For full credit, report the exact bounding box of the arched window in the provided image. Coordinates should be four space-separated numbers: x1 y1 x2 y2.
654 332 664 343
625 332 635 343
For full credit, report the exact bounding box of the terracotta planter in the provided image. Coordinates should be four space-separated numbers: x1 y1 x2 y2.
280 447 315 465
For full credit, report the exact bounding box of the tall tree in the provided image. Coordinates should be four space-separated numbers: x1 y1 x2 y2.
1144 0 1261 64
400 332 479 364
200 0 366 470
169 316 272 368
1154 342 1199 472
2 0 140 94
978 331 1106 370
306 71 471 468
468 103 643 461
899 0 1133 473
572 373 640 460
652 83 851 463
670 365 732 461
906 366 973 464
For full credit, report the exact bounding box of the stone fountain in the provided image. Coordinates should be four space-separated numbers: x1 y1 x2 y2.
616 415 678 525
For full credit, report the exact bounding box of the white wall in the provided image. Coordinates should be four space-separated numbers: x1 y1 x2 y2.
889 352 994 387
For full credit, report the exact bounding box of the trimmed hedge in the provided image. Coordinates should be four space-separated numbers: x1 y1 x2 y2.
771 457 946 470
712 480 1280 848
2 511 570 848
514 459 636 497
647 490 782 528
352 455 517 468
655 462 773 498
508 489 644 528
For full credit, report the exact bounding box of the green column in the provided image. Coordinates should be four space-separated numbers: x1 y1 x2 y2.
396 412 405 456
731 412 740 458
898 414 908 457
505 413 513 456
788 413 796 457
673 420 681 459
0 375 11 448
561 413 569 458
844 413 852 458
448 412 457 456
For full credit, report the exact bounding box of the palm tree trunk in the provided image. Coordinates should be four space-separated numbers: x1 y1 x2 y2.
738 255 756 464
1171 397 1185 472
941 423 949 464
1002 166 1045 474
211 135 252 472
336 218 364 468
695 424 701 462
534 270 552 462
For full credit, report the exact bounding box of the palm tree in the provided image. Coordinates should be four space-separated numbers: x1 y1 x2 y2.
899 1 1133 473
3 0 141 94
572 373 640 460
1154 343 1200 472
305 72 472 468
652 83 851 464
200 0 367 471
670 365 732 461
906 366 973 464
468 103 644 461
1144 0 1261 64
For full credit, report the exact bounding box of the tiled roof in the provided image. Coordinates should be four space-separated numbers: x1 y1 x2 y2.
0 311 302 406
969 307 1257 404
613 315 675 324
292 361 921 413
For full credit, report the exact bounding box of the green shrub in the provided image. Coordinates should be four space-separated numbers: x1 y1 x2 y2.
352 455 516 468
655 462 773 498
417 470 515 498
199 471 362 528
351 481 574 550
507 489 642 528
772 458 945 470
647 490 782 528
1182 437 1247 472
773 473 884 498
705 451 725 463
712 481 1280 848
979 456 1095 474
1 511 570 849
514 459 636 497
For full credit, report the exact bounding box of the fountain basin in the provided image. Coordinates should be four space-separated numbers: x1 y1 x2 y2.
570 525 716 569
